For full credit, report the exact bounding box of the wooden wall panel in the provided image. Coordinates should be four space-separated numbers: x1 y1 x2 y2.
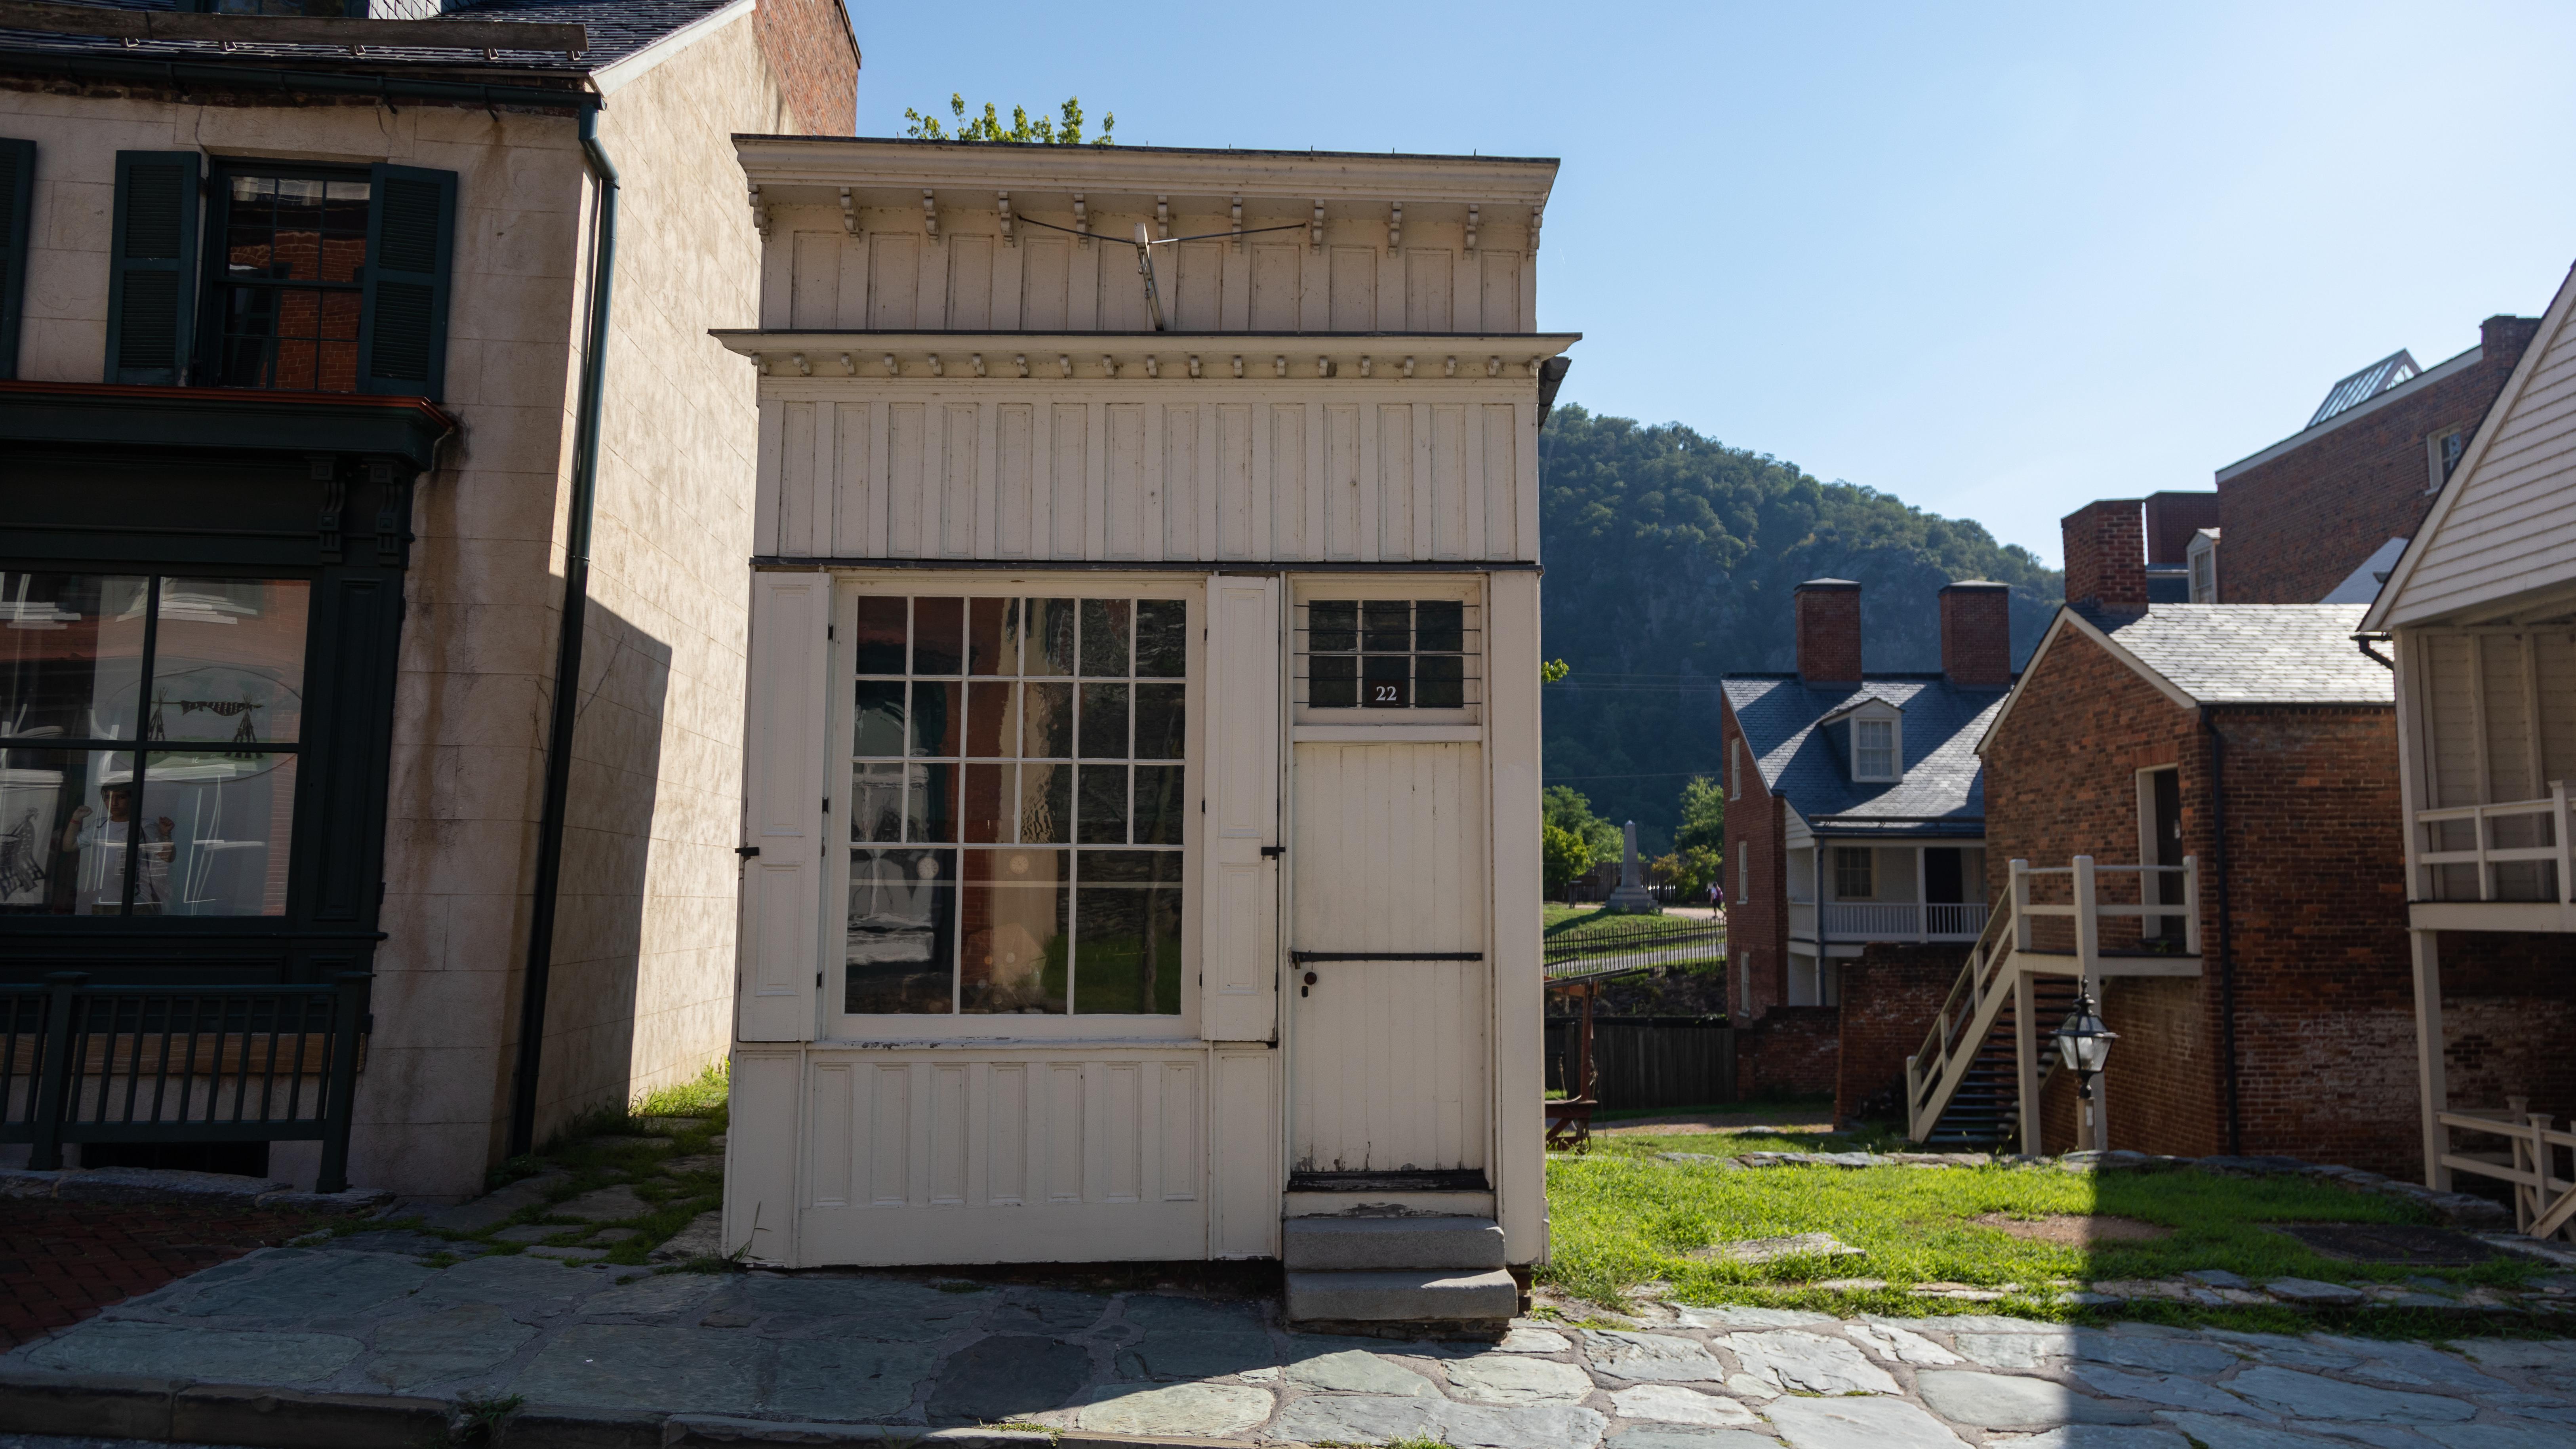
869 233 919 328
1175 242 1223 330
996 403 1034 557
1406 248 1453 331
1328 247 1375 330
1215 404 1254 560
1251 245 1299 330
1431 404 1467 561
942 403 978 556
1023 237 1071 329
1376 404 1413 560
1107 403 1149 558
1164 403 1201 559
887 403 926 556
947 235 995 330
1050 403 1088 558
1479 252 1521 332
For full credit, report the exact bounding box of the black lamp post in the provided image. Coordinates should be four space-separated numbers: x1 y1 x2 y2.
2054 988 2118 1101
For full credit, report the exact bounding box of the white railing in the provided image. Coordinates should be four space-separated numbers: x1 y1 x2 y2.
2415 783 2570 903
1817 902 1991 941
1903 855 2199 1143
2436 1103 2576 1240
1787 901 1817 938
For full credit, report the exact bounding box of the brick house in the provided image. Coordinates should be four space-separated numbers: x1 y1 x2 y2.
1719 580 2012 1094
1907 499 2407 1169
2361 257 2576 1210
2207 315 2541 606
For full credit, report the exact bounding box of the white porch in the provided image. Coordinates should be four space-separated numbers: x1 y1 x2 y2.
1783 834 1991 1006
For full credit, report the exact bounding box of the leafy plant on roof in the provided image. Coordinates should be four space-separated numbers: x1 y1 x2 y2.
905 93 1115 146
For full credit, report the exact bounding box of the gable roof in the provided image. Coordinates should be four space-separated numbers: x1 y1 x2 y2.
1720 674 2007 838
1980 602 2389 753
2365 257 2576 631
0 0 742 75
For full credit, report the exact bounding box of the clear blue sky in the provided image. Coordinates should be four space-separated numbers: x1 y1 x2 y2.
844 2 2576 566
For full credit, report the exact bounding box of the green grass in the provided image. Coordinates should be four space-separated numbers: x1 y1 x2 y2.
634 1059 732 1120
1540 1130 2548 1322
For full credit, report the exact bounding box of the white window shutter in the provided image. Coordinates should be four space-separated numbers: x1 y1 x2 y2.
738 572 831 1043
1201 575 1281 1042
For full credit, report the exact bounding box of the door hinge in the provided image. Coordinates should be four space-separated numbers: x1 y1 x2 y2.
1261 845 1286 859
822 798 831 812
817 971 824 987
828 623 835 639
736 845 761 859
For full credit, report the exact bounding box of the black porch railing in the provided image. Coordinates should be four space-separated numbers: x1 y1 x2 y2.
1 971 370 1192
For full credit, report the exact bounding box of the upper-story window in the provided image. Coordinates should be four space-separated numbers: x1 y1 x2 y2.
1854 718 1895 779
2429 427 2469 492
2187 530 2219 604
103 151 456 400
1833 845 1875 900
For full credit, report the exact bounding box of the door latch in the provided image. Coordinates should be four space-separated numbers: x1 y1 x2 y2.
1260 845 1286 859
735 845 761 859
1300 969 1318 997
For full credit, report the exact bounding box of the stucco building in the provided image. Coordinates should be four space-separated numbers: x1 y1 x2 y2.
0 0 857 1198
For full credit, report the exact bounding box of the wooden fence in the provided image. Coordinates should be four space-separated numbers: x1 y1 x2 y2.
1545 1015 1735 1110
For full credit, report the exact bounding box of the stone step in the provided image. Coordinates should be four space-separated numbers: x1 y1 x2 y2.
1284 1268 1519 1323
1281 1215 1507 1271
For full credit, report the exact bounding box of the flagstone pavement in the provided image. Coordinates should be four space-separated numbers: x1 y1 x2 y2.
7 1233 2576 1448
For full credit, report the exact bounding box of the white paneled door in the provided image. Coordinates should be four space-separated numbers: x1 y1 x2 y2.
1288 742 1489 1177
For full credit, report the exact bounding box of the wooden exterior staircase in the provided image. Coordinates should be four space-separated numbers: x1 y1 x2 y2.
1905 857 2204 1152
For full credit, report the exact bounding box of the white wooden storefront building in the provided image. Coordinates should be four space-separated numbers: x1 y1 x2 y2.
719 137 1571 1271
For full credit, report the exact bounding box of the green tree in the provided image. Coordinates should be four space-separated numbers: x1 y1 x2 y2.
1541 823 1594 894
905 94 1115 146
1674 774 1724 855
1542 784 1622 866
1648 844 1722 899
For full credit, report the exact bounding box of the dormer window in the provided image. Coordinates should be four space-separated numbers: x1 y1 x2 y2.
1854 718 1895 780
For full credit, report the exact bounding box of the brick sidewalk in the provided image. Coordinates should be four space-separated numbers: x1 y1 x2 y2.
0 1199 317 1349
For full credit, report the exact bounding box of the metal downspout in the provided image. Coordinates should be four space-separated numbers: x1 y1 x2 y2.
2204 711 2241 1156
509 102 618 1160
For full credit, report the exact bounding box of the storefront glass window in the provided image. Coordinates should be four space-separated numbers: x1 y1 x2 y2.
0 573 307 917
846 595 1185 1016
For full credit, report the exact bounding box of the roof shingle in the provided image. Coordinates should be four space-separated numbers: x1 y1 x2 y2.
2075 604 2391 706
0 0 735 74
1719 674 2007 837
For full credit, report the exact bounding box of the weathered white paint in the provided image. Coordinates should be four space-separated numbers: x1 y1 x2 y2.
1202 578 1283 1044
1288 742 1489 1175
1481 569 1545 1261
738 574 830 1042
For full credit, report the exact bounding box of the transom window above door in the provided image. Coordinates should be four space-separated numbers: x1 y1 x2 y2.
844 595 1188 1019
1292 591 1481 722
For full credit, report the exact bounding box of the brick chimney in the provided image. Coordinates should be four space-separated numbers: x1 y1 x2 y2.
1939 581 2013 689
2062 500 2148 611
2483 314 2543 364
1795 579 1862 686
2141 492 2221 566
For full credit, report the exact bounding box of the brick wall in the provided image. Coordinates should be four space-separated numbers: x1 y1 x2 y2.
1835 942 1968 1126
2061 500 2147 609
1737 1006 1840 1101
1795 582 1862 684
1720 696 1787 1028
751 0 859 136
2216 316 2540 604
1939 583 2012 689
2143 492 2221 566
1982 625 2418 1174
2438 930 2576 1131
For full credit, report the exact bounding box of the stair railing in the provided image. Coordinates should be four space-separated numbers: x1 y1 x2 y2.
1903 868 2020 1141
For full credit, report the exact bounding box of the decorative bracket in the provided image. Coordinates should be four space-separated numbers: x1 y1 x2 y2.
971 353 987 378
920 189 939 240
312 456 344 562
1309 201 1324 253
838 187 858 237
1230 196 1243 251
1102 355 1119 379
1316 356 1334 379
1530 206 1543 252
1014 354 1029 378
1444 356 1458 378
1143 356 1161 379
1486 356 1502 377
1402 356 1416 379
371 461 403 564
747 184 769 237
1187 355 1203 379
882 354 898 376
996 191 1014 246
1058 354 1073 378
790 352 811 376
1231 355 1244 379
1073 194 1090 246
928 355 943 378
1155 195 1171 241
838 353 855 375
1386 202 1402 255
1274 355 1288 378
1357 356 1373 378
1465 204 1479 252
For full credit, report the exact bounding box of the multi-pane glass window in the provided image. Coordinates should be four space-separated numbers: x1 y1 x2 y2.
846 596 1187 1017
1832 846 1874 901
213 171 372 393
1853 718 1896 779
1295 598 1479 710
0 573 307 917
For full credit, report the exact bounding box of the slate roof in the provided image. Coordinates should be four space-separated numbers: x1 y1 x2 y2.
1719 674 2008 839
2073 604 2391 706
0 0 737 74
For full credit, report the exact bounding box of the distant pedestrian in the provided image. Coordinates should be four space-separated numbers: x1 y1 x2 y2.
1709 881 1722 910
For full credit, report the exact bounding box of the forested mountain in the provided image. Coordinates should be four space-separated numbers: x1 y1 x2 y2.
1538 406 2063 851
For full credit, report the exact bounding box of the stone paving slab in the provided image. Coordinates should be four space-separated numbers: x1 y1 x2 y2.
6 1236 2576 1448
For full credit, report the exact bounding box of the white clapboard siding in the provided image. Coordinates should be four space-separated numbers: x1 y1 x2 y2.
1288 742 1488 1175
760 389 1533 564
2415 629 2576 810
2392 273 2576 624
1202 577 1281 1043
766 212 1532 337
738 574 830 1041
795 1048 1209 1265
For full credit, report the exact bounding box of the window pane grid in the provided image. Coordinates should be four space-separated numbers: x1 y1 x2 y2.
213 171 372 394
848 595 1183 1017
1292 599 1481 710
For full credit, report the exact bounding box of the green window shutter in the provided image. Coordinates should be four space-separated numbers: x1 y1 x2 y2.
358 164 457 401
106 150 202 386
0 138 32 381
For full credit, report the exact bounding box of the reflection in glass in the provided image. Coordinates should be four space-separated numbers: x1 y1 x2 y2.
1077 765 1127 845
909 682 961 757
850 763 905 843
1133 765 1185 845
0 750 131 914
852 596 908 674
961 848 1067 1014
906 763 957 843
1363 600 1411 653
1417 655 1465 709
1073 874 1182 1015
1416 600 1464 653
846 848 956 1013
968 598 1017 676
1309 655 1358 709
853 680 906 758
1079 599 1130 677
1308 601 1357 654
147 579 308 746
965 682 1017 758
912 597 964 675
1021 683 1073 759
43 752 146 915
1136 600 1187 677
134 752 295 916
1077 683 1130 759
1017 763 1071 844
1133 685 1185 760
1023 598 1076 676
962 762 1012 844
0 573 151 742
1364 654 1410 709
